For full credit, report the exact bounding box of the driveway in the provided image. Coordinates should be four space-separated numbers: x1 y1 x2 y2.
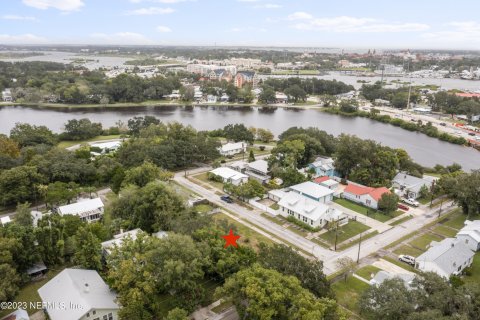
373 259 415 275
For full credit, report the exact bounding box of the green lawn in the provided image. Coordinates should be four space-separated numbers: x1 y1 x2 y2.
319 220 370 245
269 203 280 210
211 300 234 314
393 244 424 258
355 265 382 281
389 215 413 226
337 230 378 251
439 210 467 230
432 225 459 238
193 172 224 190
333 198 401 222
212 212 273 250
57 134 122 148
409 233 444 250
194 204 214 214
464 253 480 284
0 267 65 317
331 276 369 315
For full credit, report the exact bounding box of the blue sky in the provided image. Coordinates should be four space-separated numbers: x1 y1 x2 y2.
1 0 480 49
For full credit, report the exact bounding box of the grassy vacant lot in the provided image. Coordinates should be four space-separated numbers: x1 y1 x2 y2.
409 233 443 250
194 204 214 214
0 267 65 317
57 134 122 148
212 212 273 249
193 172 224 190
439 210 467 230
464 253 480 284
432 225 459 238
355 265 382 281
331 276 369 315
333 198 402 222
393 244 424 258
319 220 370 245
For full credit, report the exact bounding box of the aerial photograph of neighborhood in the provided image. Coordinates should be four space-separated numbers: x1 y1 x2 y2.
1 0 480 319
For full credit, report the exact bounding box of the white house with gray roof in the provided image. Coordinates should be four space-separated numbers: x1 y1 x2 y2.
392 172 437 199
209 167 248 186
370 270 415 289
58 198 104 223
278 192 347 228
456 220 480 252
218 141 247 156
38 269 119 320
288 181 334 204
415 238 475 278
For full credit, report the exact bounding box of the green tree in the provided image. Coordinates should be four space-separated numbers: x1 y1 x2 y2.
223 124 254 143
285 84 307 102
0 263 21 302
215 264 345 320
110 182 186 233
122 161 162 188
0 165 45 207
359 278 415 320
258 243 332 298
378 193 399 214
73 226 102 270
449 170 480 217
256 128 274 143
335 257 356 282
15 202 33 227
10 123 57 147
248 149 255 162
62 118 103 141
164 308 189 320
258 86 276 103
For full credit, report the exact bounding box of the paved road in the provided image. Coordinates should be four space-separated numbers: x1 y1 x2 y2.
175 168 458 275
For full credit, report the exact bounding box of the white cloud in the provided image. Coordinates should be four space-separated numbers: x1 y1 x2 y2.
22 0 84 11
421 21 480 45
0 33 47 44
126 7 175 15
156 25 172 32
90 32 155 45
289 15 429 33
237 0 261 2
254 3 282 9
2 15 37 21
287 12 313 20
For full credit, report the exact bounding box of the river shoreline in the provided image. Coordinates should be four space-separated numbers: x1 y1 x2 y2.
0 101 323 110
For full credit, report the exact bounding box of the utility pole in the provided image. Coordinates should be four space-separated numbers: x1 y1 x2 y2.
357 232 363 264
334 220 339 251
429 180 436 208
438 197 444 218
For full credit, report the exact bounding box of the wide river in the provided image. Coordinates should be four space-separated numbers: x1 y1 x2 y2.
1 105 479 170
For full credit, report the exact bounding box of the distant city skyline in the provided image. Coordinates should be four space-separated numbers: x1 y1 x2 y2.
1 0 480 49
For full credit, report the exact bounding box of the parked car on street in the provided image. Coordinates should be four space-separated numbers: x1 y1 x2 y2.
399 254 416 266
220 195 234 203
440 122 446 126
397 203 410 211
402 198 420 207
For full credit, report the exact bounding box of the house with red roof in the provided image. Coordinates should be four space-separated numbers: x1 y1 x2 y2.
343 183 391 209
313 176 339 190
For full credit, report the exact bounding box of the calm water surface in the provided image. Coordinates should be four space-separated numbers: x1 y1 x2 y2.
1 105 479 170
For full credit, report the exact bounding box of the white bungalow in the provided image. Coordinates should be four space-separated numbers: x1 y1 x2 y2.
218 142 247 156
288 181 335 204
456 220 480 252
209 167 248 186
57 198 104 223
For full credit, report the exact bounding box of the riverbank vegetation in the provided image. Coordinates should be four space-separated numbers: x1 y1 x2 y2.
324 107 467 145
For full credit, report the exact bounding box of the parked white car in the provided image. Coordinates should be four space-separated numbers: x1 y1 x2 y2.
402 198 420 207
398 254 416 266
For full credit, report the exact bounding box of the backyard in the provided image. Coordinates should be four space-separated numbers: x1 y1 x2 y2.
331 276 369 316
334 198 403 223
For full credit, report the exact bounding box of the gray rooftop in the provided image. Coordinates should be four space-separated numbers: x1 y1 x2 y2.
416 238 474 277
393 172 436 193
38 269 119 320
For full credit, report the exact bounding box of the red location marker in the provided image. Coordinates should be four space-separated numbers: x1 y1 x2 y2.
222 229 241 248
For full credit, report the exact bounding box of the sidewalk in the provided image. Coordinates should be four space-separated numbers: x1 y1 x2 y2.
330 203 391 233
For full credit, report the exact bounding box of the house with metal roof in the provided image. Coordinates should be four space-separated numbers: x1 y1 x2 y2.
38 269 119 320
342 183 391 209
278 192 347 228
57 198 104 223
370 270 415 289
209 167 248 186
244 159 270 184
307 156 337 178
392 172 437 199
456 220 480 252
416 238 475 278
218 142 247 156
101 228 168 256
288 181 334 204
